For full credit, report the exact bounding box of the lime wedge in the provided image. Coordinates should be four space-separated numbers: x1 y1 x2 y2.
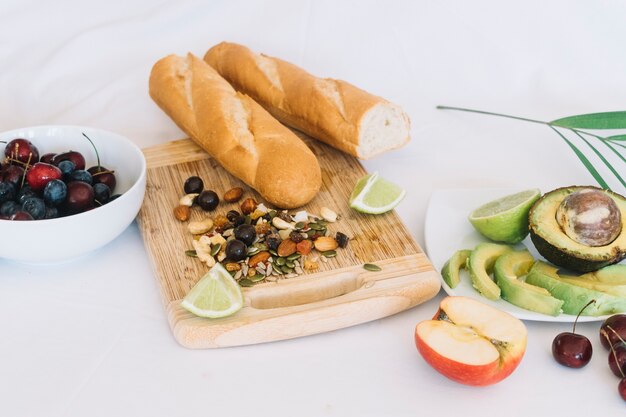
468 189 541 244
349 172 406 214
181 263 244 318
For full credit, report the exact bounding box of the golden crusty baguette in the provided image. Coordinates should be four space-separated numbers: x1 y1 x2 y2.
149 53 321 208
204 42 411 160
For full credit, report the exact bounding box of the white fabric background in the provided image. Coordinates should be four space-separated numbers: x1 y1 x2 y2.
1 1 625 416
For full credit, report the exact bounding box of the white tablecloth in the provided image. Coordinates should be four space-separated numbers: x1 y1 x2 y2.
2 1 625 416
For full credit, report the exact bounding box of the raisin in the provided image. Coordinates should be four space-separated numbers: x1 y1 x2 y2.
289 230 304 243
336 231 350 248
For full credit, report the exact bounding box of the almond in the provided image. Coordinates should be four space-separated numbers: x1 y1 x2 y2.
296 239 313 255
173 205 190 222
248 251 271 267
223 187 244 203
277 239 297 257
240 197 258 215
314 236 338 252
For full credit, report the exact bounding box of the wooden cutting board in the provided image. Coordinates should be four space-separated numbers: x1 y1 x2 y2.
137 134 441 349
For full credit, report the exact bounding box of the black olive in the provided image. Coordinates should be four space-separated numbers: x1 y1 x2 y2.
234 224 256 246
225 239 247 261
197 190 219 211
226 210 240 223
184 176 204 194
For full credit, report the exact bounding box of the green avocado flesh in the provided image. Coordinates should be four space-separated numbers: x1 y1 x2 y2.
580 264 626 284
493 251 564 316
526 261 626 316
441 249 471 288
528 186 626 273
467 243 512 300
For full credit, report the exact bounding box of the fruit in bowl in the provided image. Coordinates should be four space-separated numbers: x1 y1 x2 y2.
0 125 146 262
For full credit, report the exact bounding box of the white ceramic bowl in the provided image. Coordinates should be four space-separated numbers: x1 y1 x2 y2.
0 125 146 263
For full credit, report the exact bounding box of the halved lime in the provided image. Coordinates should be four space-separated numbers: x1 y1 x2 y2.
349 172 406 214
468 189 541 244
181 263 244 318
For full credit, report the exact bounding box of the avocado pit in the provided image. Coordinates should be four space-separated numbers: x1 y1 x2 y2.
555 189 621 247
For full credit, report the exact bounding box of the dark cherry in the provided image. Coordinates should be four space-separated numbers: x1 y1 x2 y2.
234 224 256 246
600 314 626 350
184 176 203 194
52 150 85 170
619 378 626 401
552 300 594 368
197 190 219 211
26 162 62 192
10 210 34 220
87 166 116 192
1 164 25 189
609 343 626 378
4 138 39 165
39 153 56 164
225 239 247 261
65 181 94 213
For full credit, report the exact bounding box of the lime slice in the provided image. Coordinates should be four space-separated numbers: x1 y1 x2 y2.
181 263 244 318
468 189 541 244
349 172 406 214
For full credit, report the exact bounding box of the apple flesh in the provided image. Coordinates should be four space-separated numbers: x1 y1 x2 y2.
415 296 528 386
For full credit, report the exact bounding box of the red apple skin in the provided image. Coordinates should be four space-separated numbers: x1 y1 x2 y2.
414 297 527 387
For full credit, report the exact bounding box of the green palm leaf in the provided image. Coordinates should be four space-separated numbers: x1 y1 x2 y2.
551 111 626 129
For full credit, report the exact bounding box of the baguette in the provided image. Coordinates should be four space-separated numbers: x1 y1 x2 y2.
149 53 321 208
204 42 411 159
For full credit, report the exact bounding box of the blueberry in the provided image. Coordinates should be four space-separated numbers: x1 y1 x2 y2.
17 186 37 205
58 160 75 178
0 182 16 204
108 194 122 203
43 179 68 207
69 169 93 184
22 197 46 220
44 206 59 219
93 182 111 205
0 200 19 217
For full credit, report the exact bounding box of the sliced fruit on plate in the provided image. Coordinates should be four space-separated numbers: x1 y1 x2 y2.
526 261 626 316
181 263 244 318
349 172 405 214
441 249 470 288
415 296 527 386
467 242 512 300
493 250 564 316
468 188 540 244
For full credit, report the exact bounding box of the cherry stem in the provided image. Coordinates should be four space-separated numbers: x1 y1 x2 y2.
82 133 100 168
573 299 595 334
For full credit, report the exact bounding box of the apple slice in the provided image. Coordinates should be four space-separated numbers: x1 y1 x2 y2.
415 296 527 386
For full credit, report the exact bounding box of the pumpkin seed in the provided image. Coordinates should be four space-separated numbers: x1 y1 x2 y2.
253 243 268 252
309 223 324 231
364 263 382 272
286 261 295 269
185 249 198 257
287 253 301 261
281 266 294 274
244 215 252 225
239 279 254 287
275 257 286 266
210 244 222 257
322 250 337 258
250 273 265 282
247 246 260 256
269 250 278 257
269 210 277 218
317 220 328 227
306 230 316 237
295 221 305 230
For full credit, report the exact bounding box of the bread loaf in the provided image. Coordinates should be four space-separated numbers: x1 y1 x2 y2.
204 42 411 159
149 53 321 208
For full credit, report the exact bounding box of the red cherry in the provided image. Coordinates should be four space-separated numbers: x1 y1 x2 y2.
4 138 39 166
10 210 34 220
65 181 94 213
87 166 116 192
26 162 62 192
600 314 626 350
609 343 626 378
1 164 25 189
39 152 57 164
52 151 85 171
620 378 626 401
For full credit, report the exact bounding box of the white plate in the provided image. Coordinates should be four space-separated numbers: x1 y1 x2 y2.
424 188 622 323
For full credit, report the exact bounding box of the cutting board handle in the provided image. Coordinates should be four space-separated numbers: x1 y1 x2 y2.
245 272 364 309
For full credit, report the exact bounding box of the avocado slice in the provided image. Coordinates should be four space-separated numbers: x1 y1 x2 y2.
580 264 626 284
556 275 626 298
467 243 512 300
526 261 626 316
441 249 471 288
493 250 564 316
529 186 626 273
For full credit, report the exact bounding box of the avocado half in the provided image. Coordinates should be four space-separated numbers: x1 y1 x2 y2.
529 186 626 273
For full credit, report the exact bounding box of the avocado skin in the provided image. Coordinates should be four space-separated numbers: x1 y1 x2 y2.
529 232 624 273
528 186 626 273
